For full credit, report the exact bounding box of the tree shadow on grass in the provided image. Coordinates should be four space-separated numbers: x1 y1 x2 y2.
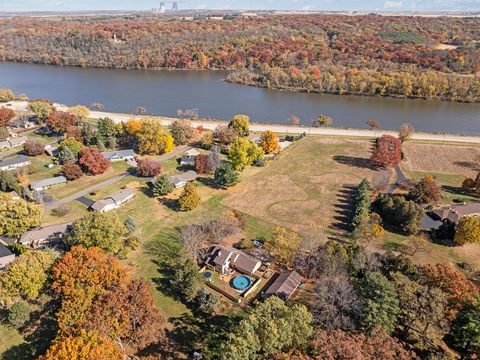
453 161 480 171
330 185 356 232
332 155 374 170
196 176 220 190
158 197 180 212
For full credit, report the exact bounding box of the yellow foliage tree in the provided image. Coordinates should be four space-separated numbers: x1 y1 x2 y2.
265 226 300 267
68 105 90 120
259 130 280 154
0 193 42 238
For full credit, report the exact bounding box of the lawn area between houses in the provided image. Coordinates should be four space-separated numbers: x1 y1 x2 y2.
0 325 24 357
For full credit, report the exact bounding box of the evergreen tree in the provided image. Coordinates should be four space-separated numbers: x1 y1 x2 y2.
214 162 239 188
150 175 174 196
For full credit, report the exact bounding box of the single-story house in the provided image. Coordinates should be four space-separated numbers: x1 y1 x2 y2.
264 270 302 301
180 149 200 166
29 176 67 191
0 243 15 269
0 156 31 171
19 222 73 248
8 137 27 148
44 144 60 157
431 202 480 224
102 149 135 162
90 188 135 212
170 170 198 188
0 140 10 149
206 245 262 276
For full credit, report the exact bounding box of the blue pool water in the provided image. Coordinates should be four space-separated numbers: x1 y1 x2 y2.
232 275 252 290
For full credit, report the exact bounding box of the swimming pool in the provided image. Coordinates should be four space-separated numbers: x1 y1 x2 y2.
232 275 252 291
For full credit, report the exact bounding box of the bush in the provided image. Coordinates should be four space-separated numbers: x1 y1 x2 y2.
8 300 32 328
137 158 162 177
0 88 15 102
0 108 16 127
51 205 71 217
23 140 44 156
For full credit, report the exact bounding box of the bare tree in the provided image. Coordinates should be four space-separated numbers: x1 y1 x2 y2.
207 145 221 172
137 106 147 115
177 224 208 260
371 170 392 193
91 102 104 111
289 115 300 125
398 123 414 142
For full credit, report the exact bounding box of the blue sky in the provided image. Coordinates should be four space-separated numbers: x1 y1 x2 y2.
1 0 479 12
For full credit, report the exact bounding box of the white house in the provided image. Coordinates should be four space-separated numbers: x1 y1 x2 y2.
180 149 200 166
206 245 262 276
29 176 67 191
169 170 198 188
0 156 31 171
102 149 135 162
90 189 135 212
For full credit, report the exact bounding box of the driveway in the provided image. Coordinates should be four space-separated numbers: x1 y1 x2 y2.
387 165 407 194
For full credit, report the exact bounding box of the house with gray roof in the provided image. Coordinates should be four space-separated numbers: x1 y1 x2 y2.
30 176 67 191
0 243 15 269
19 222 73 248
206 245 262 276
180 149 200 166
431 202 480 224
170 170 198 188
90 188 135 212
44 144 60 157
0 156 31 171
102 149 135 162
8 137 27 148
264 270 302 301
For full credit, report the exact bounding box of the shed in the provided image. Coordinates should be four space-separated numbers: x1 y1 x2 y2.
264 270 302 301
30 176 67 191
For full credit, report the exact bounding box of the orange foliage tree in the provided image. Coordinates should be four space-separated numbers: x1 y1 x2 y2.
78 147 110 175
259 130 280 154
46 111 77 133
370 135 402 168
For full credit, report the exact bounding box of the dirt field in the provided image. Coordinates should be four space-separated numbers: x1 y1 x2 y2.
223 136 384 236
402 143 480 178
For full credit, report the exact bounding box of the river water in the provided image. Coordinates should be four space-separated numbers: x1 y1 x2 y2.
1 62 479 134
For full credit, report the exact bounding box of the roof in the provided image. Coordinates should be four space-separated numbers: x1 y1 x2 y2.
170 170 198 186
90 198 115 212
0 243 13 258
233 252 261 274
432 202 480 224
8 137 26 146
102 149 135 160
185 149 200 157
209 245 261 274
264 271 302 300
0 156 30 168
180 156 195 164
109 189 135 204
19 222 72 245
30 176 67 190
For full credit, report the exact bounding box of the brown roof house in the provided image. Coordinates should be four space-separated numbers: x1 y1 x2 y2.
206 245 262 276
264 270 302 301
19 221 73 248
432 202 480 224
0 243 15 269
90 189 135 213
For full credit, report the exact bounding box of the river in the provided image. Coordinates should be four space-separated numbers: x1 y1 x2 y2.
1 62 479 134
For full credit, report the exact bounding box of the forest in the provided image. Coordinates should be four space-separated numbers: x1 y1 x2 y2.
0 14 479 102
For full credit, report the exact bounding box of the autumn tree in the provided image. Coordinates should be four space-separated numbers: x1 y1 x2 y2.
150 175 174 196
289 116 300 125
266 226 301 267
23 139 44 156
374 194 423 235
371 135 402 168
0 170 20 193
0 88 15 102
259 130 280 154
52 246 129 332
78 147 110 175
82 279 165 355
0 107 16 127
313 114 333 127
228 137 264 170
29 100 54 123
194 154 210 174
169 120 195 145
367 119 380 130
228 114 250 137
178 182 200 211
46 111 77 133
214 162 239 188
213 125 238 145
137 119 175 155
0 193 42 238
136 158 161 177
68 105 90 120
66 125 84 142
39 330 123 360
454 216 480 245
59 138 84 160
398 123 414 142
220 297 313 359
63 161 84 181
91 102 104 110
68 212 128 254
0 250 56 304
408 175 441 204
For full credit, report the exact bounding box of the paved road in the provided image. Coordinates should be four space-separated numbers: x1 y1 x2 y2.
45 145 192 210
4 101 480 144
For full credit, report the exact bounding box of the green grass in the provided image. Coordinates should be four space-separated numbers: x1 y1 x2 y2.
0 325 24 356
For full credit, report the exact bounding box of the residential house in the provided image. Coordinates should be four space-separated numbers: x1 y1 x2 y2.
102 149 135 162
263 270 302 301
170 170 198 188
0 243 15 268
30 176 67 191
180 149 200 166
0 140 10 149
431 202 480 224
8 137 27 148
19 222 73 248
206 245 262 276
44 144 60 157
90 188 135 212
0 156 31 171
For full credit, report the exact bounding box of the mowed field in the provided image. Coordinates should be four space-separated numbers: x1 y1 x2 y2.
223 136 383 236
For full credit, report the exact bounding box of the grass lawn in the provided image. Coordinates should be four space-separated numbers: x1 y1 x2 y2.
0 325 24 356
